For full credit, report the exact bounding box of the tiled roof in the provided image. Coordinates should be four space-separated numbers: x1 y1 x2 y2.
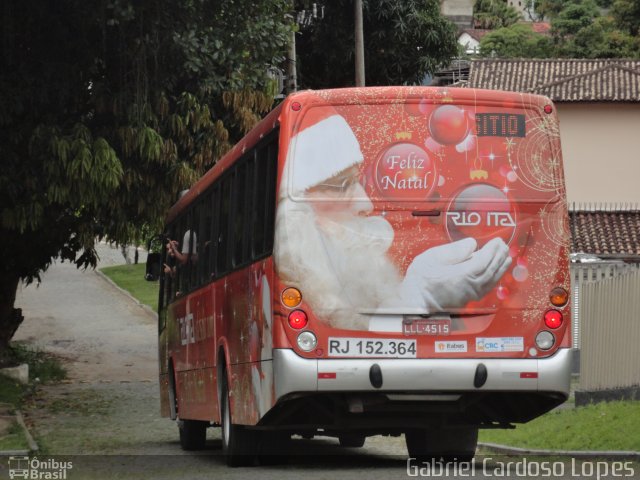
459 29 492 41
570 208 640 257
468 59 640 102
531 22 551 34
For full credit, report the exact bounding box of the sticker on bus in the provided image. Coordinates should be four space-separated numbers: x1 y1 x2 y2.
434 340 468 353
476 337 524 353
328 338 417 358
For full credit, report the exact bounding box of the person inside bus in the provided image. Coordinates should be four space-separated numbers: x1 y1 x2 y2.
274 110 511 331
163 230 197 280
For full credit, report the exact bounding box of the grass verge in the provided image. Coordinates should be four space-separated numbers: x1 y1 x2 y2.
100 263 159 312
479 400 640 451
1 346 67 452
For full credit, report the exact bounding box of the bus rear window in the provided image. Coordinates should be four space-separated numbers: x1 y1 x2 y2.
287 103 562 205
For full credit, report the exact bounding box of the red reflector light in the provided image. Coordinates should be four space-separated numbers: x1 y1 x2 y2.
291 101 302 111
318 372 336 379
288 310 308 329
520 372 538 379
544 104 553 114
544 309 563 329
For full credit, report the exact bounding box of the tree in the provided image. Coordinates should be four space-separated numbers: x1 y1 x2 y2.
480 23 554 57
611 0 640 36
473 0 522 29
0 1 293 364
566 16 639 57
295 0 458 88
547 0 639 58
551 0 601 41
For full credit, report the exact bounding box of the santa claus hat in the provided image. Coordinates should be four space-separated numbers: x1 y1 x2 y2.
285 107 364 195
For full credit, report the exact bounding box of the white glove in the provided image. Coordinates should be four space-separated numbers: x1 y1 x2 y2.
399 237 511 312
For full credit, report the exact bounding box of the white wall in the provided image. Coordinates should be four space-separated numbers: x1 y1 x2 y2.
557 103 640 205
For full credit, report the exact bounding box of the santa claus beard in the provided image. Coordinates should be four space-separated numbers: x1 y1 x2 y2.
274 198 402 330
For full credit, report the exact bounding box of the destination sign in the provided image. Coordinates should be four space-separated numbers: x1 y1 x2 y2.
476 113 526 137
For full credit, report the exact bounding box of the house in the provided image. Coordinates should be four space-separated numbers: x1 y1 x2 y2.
440 0 474 30
467 58 640 205
571 206 640 261
457 29 491 55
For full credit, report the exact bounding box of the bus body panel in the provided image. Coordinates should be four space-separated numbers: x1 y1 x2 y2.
159 86 571 431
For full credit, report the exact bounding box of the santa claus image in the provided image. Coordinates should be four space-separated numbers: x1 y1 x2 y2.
274 107 511 331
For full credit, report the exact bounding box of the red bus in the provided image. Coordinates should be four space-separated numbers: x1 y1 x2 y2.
157 87 572 465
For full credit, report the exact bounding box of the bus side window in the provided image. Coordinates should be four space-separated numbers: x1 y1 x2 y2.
252 136 278 258
242 153 256 264
176 216 188 295
210 185 220 279
232 161 248 267
216 176 232 275
263 140 278 256
198 192 213 287
252 146 267 257
165 225 177 302
188 205 199 290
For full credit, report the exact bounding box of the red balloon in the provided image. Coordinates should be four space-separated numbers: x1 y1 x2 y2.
446 183 517 247
375 143 437 200
429 105 469 145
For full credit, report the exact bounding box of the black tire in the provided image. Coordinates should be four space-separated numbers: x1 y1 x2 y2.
168 368 178 421
258 431 290 465
221 373 258 467
338 433 366 448
179 419 208 450
405 427 477 463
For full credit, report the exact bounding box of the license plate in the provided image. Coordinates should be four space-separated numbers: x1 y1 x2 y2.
403 319 451 336
328 337 417 358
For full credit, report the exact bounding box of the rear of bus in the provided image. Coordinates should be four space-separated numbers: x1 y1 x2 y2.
267 87 571 452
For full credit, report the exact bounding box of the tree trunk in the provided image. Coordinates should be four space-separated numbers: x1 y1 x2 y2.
0 275 23 367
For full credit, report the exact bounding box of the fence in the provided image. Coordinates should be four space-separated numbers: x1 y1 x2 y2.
573 263 640 392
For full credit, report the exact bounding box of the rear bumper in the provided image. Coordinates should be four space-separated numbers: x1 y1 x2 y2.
273 348 572 399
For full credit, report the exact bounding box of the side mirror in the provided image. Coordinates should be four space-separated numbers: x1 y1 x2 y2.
145 253 162 281
145 235 164 281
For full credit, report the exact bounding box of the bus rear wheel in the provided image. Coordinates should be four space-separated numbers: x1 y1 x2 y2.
338 433 366 448
221 374 258 467
405 427 478 463
178 419 208 451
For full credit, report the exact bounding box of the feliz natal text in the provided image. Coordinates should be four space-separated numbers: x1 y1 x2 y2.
379 153 432 190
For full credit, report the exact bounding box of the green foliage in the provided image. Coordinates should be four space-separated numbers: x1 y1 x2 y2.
0 420 30 451
611 0 640 36
474 0 523 29
567 16 640 57
0 374 25 407
295 0 458 87
480 23 554 57
0 1 293 346
486 0 640 59
9 344 67 383
480 400 640 451
551 0 600 39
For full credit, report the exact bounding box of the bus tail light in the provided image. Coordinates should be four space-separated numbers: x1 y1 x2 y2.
536 331 555 350
282 287 302 308
297 331 317 351
544 309 563 329
549 287 568 307
288 310 308 329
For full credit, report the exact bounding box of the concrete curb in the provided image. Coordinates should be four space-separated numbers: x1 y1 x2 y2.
94 269 157 319
16 411 38 453
479 442 640 459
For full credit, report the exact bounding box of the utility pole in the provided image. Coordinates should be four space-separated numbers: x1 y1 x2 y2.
354 0 365 86
287 28 298 93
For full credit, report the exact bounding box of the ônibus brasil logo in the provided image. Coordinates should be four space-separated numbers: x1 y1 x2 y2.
7 456 73 479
